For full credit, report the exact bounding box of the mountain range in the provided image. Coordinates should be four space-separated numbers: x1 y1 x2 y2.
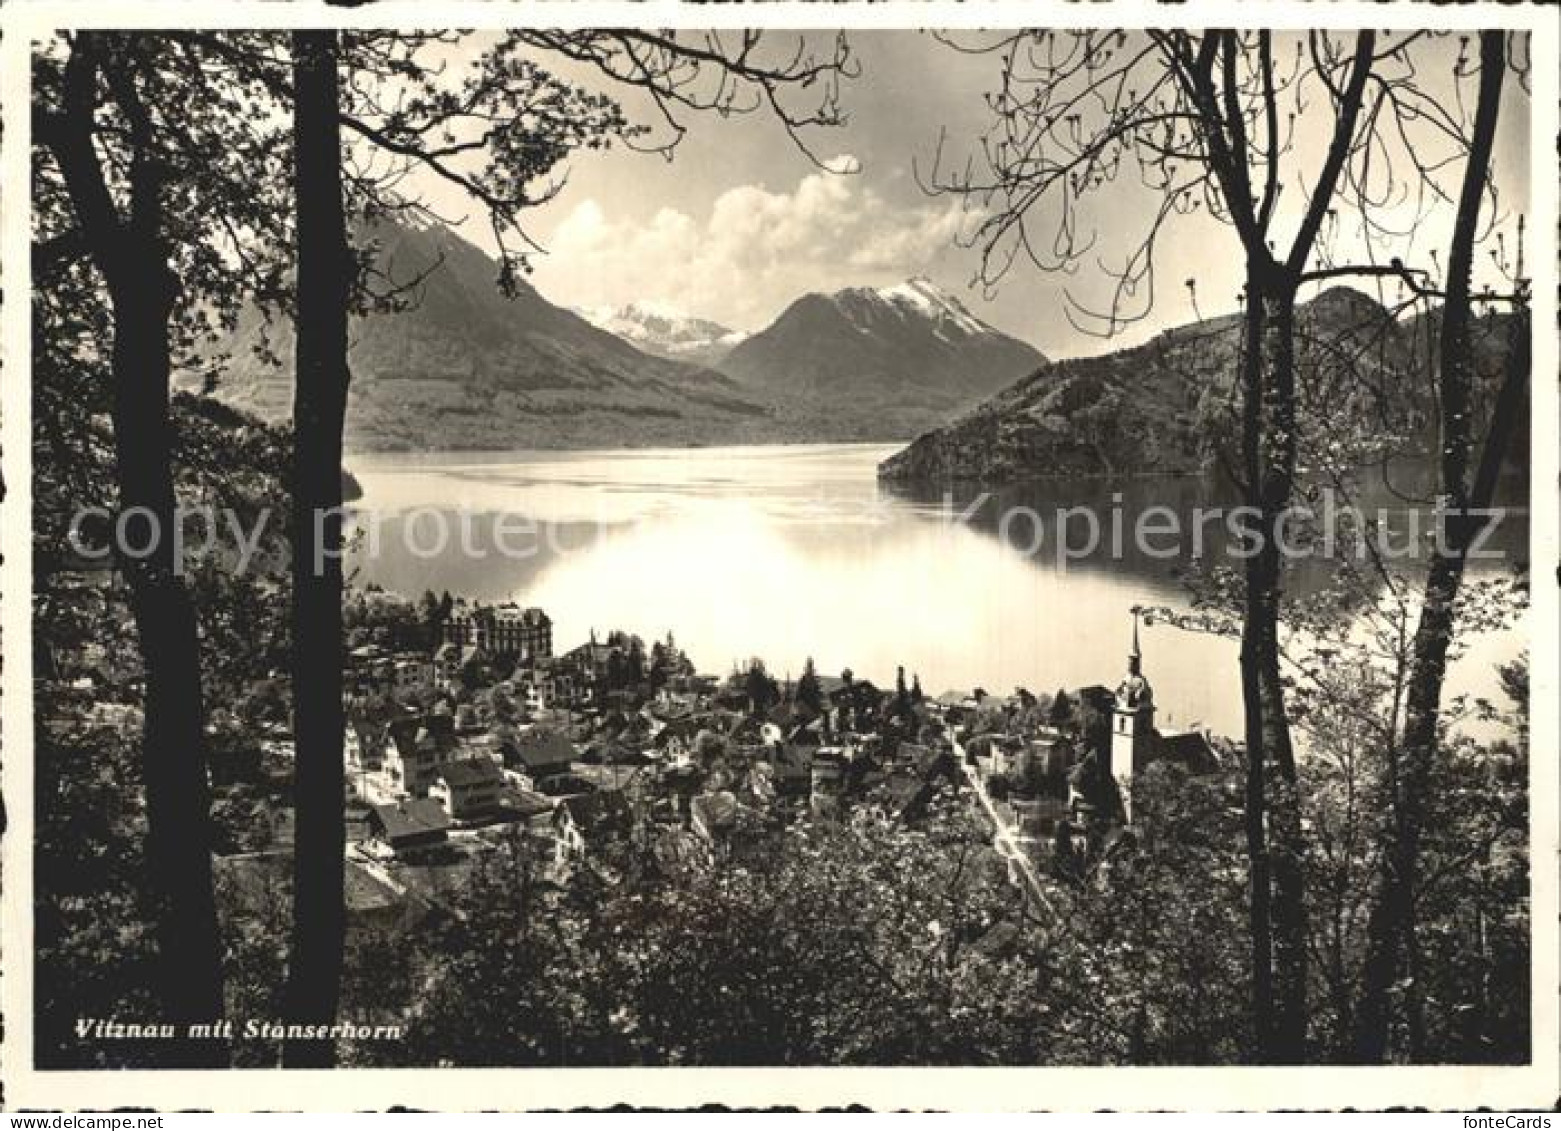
719 278 1047 440
877 287 1519 485
191 218 1521 487
198 220 1046 450
197 221 773 452
575 302 749 369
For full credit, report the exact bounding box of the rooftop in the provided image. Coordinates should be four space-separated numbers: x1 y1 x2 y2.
437 757 505 789
369 797 451 840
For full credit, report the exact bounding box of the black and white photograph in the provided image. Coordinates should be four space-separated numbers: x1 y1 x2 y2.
1 0 1556 1112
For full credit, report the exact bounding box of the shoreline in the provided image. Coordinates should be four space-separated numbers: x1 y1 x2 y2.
344 437 914 470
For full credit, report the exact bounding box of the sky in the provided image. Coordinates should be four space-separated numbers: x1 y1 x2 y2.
418 31 1532 359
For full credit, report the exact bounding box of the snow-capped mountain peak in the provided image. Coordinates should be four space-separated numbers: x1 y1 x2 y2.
825 277 994 342
876 277 989 336
576 302 749 367
718 277 1047 437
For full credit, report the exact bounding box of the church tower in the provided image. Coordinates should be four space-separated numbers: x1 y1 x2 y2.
1110 610 1155 822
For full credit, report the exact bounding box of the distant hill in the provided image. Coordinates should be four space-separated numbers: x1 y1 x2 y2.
576 302 749 369
719 277 1047 440
195 220 774 452
878 287 1518 485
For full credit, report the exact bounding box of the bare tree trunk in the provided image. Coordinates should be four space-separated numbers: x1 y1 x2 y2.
1259 282 1308 1062
1238 262 1309 1063
1184 30 1377 1064
284 28 352 1069
112 272 232 1062
1353 30 1512 1063
43 32 227 1066
1237 281 1276 1061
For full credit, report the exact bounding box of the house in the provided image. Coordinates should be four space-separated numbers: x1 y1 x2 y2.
507 727 578 789
583 736 648 770
489 603 553 661
653 689 697 718
513 661 569 713
653 716 703 764
509 789 558 833
444 599 553 662
987 735 1031 780
433 641 488 690
526 662 581 709
690 790 778 864
559 639 619 691
347 693 411 772
366 798 451 854
718 714 776 764
1154 729 1222 775
1029 728 1074 780
432 642 460 685
385 714 457 797
824 676 884 731
345 644 390 693
430 757 505 821
392 654 433 696
1009 794 1068 840
553 791 634 862
515 670 549 713
690 790 740 848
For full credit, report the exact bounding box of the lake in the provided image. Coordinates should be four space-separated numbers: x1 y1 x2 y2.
348 443 1528 739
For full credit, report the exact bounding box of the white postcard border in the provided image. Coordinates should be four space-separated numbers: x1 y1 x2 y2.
2 0 1556 1112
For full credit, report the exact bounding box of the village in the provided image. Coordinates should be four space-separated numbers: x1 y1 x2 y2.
265 594 1227 917
37 574 1230 929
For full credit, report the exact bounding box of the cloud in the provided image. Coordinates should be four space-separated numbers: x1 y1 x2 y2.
531 156 973 330
847 202 966 271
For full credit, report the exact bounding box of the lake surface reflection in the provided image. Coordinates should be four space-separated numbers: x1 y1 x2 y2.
349 443 1527 738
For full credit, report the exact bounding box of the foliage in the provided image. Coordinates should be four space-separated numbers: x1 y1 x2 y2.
34 725 165 1068
796 656 824 714
357 770 1264 1067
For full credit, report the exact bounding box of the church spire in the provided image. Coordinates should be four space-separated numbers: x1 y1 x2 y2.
1111 606 1155 824
1118 607 1152 707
